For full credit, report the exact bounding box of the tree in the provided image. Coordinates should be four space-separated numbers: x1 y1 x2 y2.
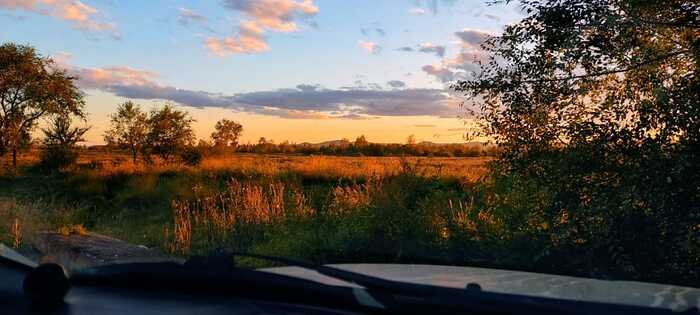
0 43 85 166
456 0 699 158
455 0 699 282
406 134 417 145
103 101 149 163
211 118 243 148
145 104 195 161
39 114 89 171
42 114 89 147
354 135 369 147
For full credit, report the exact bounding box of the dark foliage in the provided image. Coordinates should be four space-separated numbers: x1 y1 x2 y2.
455 0 700 284
180 146 203 166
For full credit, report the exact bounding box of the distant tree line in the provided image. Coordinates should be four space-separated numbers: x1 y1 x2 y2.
232 136 497 157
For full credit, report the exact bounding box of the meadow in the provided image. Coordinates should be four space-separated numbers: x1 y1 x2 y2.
0 149 491 264
1 148 697 287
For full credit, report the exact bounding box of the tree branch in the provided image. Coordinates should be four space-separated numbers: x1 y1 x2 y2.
516 49 689 84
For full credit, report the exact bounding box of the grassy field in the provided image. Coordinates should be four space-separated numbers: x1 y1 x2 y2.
3 149 696 287
1 150 494 267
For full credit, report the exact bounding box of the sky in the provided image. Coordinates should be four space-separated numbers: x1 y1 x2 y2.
0 0 524 145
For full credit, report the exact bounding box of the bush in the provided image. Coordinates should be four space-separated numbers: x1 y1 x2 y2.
180 147 203 166
38 146 77 172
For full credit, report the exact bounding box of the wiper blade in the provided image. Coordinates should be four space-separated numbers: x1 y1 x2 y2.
0 243 38 271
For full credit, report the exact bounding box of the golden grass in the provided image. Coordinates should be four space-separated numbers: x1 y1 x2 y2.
167 179 294 254
78 153 490 182
4 148 489 182
10 218 22 248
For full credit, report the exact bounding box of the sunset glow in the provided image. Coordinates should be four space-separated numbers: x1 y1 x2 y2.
1 0 523 144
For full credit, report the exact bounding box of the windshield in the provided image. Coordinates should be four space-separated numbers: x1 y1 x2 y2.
1 0 698 305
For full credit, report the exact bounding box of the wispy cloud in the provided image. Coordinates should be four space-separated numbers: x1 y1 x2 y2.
396 43 446 57
358 40 381 54
0 0 118 38
483 13 500 21
206 0 319 56
387 80 406 88
178 7 214 32
409 7 427 15
418 43 446 57
411 0 458 15
360 26 385 37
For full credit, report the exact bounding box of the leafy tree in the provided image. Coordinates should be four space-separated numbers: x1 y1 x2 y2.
455 0 699 283
145 104 195 161
42 114 89 147
354 135 369 147
39 114 89 171
0 43 85 166
211 118 243 148
103 101 149 163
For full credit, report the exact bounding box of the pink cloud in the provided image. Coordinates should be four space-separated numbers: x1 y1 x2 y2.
207 0 319 56
57 57 160 89
358 40 381 54
0 0 117 36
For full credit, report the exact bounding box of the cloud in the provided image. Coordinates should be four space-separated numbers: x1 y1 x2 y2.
483 13 500 21
360 27 385 37
422 64 456 82
422 29 492 83
409 7 426 15
358 40 381 54
58 51 458 119
178 7 213 32
205 21 268 56
232 86 458 117
418 43 446 57
72 67 160 89
396 43 446 57
222 0 318 32
113 84 458 118
0 0 118 37
387 80 406 88
411 0 458 15
207 0 318 56
454 29 489 49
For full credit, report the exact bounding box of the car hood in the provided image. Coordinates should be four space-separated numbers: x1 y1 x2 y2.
261 264 700 312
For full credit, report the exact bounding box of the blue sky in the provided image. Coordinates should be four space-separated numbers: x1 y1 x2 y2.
1 0 523 144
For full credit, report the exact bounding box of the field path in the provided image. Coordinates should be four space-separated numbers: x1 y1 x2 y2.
32 232 179 270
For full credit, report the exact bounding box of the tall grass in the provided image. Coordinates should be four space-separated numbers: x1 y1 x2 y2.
4 151 694 287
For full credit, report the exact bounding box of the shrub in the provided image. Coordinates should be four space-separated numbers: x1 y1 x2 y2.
180 147 203 166
38 146 77 172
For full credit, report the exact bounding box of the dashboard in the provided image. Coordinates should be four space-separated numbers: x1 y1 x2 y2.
0 265 362 315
